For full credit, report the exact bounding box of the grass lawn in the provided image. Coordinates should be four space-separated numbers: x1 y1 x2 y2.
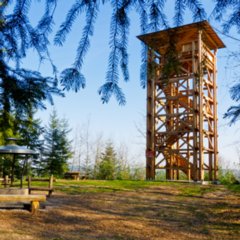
0 180 239 240
54 179 175 193
20 178 240 195
34 178 240 195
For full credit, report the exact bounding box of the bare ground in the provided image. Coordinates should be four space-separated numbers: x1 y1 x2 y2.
0 184 239 240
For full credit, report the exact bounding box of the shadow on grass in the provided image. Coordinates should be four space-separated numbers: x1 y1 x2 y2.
5 183 240 240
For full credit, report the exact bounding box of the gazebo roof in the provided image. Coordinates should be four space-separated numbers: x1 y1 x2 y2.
0 144 37 155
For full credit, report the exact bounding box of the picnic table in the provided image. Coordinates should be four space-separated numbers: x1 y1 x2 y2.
64 171 80 180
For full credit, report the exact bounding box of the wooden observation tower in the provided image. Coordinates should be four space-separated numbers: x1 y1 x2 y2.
138 21 225 181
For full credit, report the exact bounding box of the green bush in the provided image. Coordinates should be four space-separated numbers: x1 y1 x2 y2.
130 167 145 180
218 168 239 185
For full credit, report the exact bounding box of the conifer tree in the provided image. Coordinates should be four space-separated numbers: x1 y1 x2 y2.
41 110 72 177
96 141 117 180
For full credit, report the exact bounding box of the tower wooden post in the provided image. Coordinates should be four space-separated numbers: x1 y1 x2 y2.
138 21 225 181
146 50 156 180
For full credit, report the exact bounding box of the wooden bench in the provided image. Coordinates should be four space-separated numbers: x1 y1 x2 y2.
0 194 46 214
27 175 54 197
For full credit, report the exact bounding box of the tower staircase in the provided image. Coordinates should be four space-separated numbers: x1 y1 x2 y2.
156 115 195 179
156 85 195 179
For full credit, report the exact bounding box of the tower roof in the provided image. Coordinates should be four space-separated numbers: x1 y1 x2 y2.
137 21 225 52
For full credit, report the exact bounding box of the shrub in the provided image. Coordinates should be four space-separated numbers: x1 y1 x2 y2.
218 168 239 185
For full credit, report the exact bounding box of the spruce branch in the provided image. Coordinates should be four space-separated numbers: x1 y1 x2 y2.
135 0 148 33
174 0 186 26
37 0 57 36
74 0 99 70
118 0 131 82
60 68 86 92
149 0 168 31
212 0 235 21
98 82 126 105
186 0 206 22
223 10 240 33
99 0 121 103
140 44 147 88
224 105 240 125
230 83 240 102
135 0 148 88
54 1 85 46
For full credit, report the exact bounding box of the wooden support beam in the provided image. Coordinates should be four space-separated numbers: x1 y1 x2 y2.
213 49 219 180
146 50 156 180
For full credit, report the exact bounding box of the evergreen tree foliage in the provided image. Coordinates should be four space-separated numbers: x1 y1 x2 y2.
56 0 206 104
0 110 15 144
0 0 63 144
17 110 44 175
0 108 43 178
17 112 43 150
1 0 239 119
41 110 72 177
213 1 240 124
224 83 240 124
1 0 209 106
96 142 117 180
212 0 240 34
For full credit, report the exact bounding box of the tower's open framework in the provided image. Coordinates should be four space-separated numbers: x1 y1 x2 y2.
138 21 225 181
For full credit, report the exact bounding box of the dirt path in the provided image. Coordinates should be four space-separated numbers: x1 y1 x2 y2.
0 185 239 240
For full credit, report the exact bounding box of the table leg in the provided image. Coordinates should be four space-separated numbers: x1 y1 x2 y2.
31 201 39 214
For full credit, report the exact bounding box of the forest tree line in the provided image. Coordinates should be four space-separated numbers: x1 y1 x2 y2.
0 110 145 180
0 109 238 182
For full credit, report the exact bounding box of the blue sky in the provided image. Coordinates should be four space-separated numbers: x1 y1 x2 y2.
20 1 240 168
